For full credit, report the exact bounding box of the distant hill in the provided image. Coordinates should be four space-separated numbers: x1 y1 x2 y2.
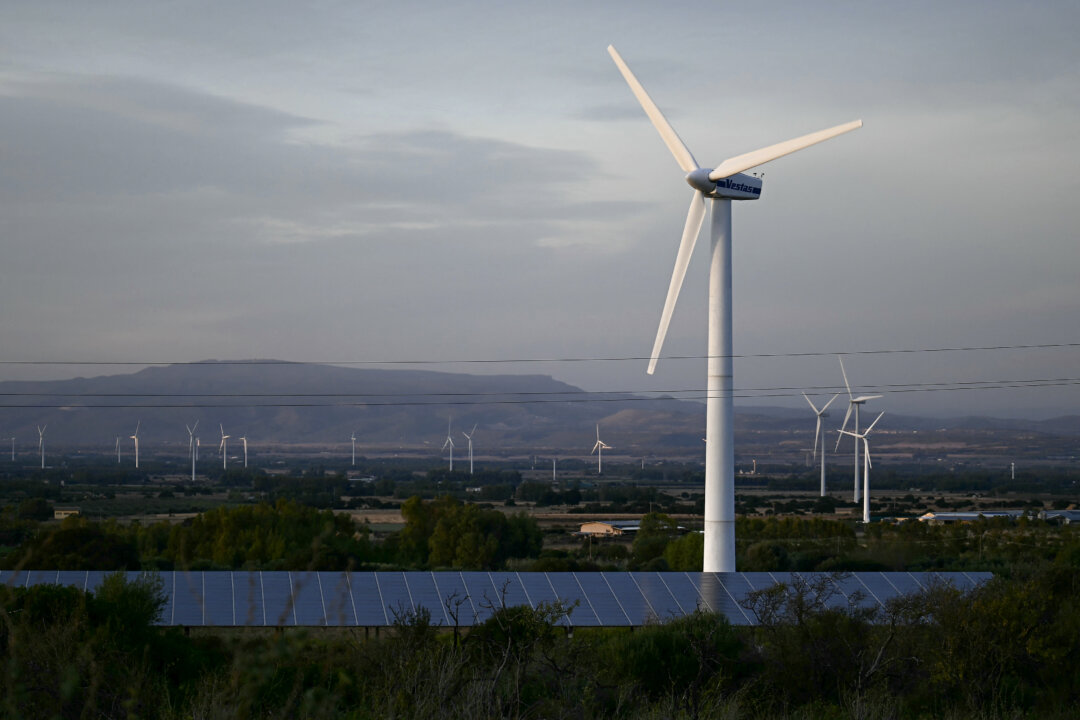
0 361 1076 460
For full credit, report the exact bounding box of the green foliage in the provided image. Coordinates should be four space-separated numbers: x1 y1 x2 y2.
394 495 542 569
2 516 140 570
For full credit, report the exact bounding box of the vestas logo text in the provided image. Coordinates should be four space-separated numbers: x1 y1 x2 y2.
715 179 762 195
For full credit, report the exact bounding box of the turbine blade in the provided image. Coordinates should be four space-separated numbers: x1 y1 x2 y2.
607 45 698 173
836 404 854 451
813 416 822 459
865 411 885 434
708 120 862 180
802 392 820 414
838 355 853 397
647 190 706 375
864 439 873 469
592 441 601 454
821 393 841 413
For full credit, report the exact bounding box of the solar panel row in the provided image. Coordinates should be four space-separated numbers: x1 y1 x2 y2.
0 571 990 628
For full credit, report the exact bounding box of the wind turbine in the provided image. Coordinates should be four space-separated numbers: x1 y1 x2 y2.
839 411 885 524
608 45 861 572
442 417 455 472
351 432 356 467
219 424 229 470
803 392 840 497
835 356 883 503
37 425 46 469
462 424 477 475
10 436 15 462
115 437 121 464
240 436 248 468
591 425 611 474
186 421 199 482
130 421 141 469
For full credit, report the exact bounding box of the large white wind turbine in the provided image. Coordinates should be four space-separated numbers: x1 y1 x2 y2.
591 425 612 475
37 425 46 469
130 421 141 469
608 45 861 572
219 424 230 470
442 417 455 472
803 392 840 497
462 424 478 475
839 411 885 524
186 421 199 482
835 356 882 503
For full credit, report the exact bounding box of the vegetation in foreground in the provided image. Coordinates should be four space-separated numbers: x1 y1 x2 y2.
2 561 1079 719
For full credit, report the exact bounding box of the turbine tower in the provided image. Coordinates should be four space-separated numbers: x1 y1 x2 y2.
591 425 611 474
12 436 16 462
37 425 46 469
803 392 840 497
115 437 121 464
835 356 882 503
219 424 230 470
839 411 885 523
462 424 477 475
608 45 861 571
240 436 248 468
186 421 199 482
130 421 141 469
442 417 455 472
351 432 356 467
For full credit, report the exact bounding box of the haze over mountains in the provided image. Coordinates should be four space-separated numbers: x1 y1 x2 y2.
0 361 1076 458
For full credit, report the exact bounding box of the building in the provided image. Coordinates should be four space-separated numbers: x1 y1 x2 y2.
53 507 80 520
917 510 1025 524
578 520 640 537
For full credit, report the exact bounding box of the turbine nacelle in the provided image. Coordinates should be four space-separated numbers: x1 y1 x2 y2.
685 169 763 200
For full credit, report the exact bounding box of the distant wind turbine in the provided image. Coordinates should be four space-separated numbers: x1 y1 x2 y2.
351 432 356 467
219 424 230 470
607 45 862 571
591 425 612 474
803 392 840 497
835 356 882 503
462 424 477 475
442 417 455 472
115 437 121 464
37 425 46 469
186 421 199 482
130 421 141 469
240 436 248 468
10 436 15 462
839 412 885 523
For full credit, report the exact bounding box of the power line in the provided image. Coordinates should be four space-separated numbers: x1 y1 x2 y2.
0 375 1078 399
0 341 1077 367
0 377 1076 409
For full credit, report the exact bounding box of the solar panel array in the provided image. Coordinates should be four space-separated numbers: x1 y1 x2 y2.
1 570 991 628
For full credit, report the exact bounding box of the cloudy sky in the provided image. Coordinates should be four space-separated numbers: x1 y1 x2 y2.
2 0 1078 419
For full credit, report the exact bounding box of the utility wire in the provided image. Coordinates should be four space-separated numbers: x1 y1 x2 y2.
1 378 1077 409
0 342 1077 367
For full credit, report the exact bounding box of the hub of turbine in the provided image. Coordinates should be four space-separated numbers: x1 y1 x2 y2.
685 168 716 194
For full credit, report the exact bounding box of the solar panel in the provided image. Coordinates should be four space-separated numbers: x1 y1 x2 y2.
403 572 451 626
234 571 266 626
9 571 986 628
603 572 651 624
349 571 388 626
319 572 356 626
203 572 234 626
172 571 206 626
574 572 630 626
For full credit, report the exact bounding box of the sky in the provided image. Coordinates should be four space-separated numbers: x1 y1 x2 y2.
2 0 1078 419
